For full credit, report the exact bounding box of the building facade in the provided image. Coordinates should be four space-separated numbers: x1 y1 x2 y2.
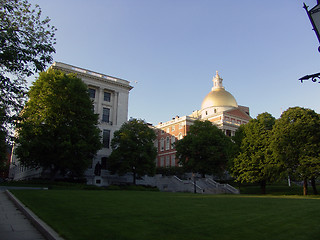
155 71 251 167
9 62 133 182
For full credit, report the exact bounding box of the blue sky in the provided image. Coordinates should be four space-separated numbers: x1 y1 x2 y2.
29 0 320 125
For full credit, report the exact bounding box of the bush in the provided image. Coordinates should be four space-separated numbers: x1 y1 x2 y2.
106 184 159 192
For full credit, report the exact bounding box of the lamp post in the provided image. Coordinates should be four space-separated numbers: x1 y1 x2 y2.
303 1 320 51
300 1 320 83
192 172 197 194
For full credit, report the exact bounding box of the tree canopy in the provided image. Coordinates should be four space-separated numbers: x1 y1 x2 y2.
108 119 157 185
271 107 320 195
175 120 232 178
15 70 101 179
0 0 56 138
231 112 279 194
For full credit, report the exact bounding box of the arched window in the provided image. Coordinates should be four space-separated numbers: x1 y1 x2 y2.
101 157 108 170
166 136 170 150
160 138 164 151
171 135 175 149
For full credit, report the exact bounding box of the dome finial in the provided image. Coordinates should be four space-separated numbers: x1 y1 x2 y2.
212 70 224 90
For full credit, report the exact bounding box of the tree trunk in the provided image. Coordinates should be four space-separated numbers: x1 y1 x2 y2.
303 178 308 196
133 171 136 185
311 177 318 195
260 180 266 194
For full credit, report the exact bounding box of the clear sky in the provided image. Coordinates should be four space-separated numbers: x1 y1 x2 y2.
28 0 320 125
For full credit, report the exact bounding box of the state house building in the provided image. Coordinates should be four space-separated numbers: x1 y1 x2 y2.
10 65 249 187
155 71 251 168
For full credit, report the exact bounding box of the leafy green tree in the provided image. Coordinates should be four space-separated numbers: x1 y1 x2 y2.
229 124 245 168
0 0 56 138
231 112 280 194
15 70 101 179
271 107 320 195
109 119 157 185
175 120 232 178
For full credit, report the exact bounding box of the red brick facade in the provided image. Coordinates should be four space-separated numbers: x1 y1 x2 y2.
154 107 251 167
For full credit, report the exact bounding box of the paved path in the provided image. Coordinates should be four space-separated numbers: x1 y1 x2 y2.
0 189 45 240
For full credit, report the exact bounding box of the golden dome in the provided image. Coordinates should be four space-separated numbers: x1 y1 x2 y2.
201 88 238 109
201 71 238 110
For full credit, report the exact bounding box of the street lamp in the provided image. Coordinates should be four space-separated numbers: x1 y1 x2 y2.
300 1 320 83
299 71 320 83
303 1 320 52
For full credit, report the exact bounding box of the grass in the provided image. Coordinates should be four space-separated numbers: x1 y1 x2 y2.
10 189 320 240
237 182 307 195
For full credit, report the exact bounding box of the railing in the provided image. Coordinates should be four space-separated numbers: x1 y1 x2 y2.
221 184 240 194
206 178 239 194
173 175 203 193
173 175 183 182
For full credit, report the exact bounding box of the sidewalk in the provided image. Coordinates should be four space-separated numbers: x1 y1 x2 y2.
0 189 45 240
0 188 63 240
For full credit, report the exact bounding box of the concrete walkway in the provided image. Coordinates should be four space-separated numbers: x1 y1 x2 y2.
0 188 63 240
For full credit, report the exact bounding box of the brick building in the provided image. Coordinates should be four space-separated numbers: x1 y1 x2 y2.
155 71 251 167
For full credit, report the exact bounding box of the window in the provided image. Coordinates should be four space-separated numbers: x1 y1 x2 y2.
160 157 164 167
226 130 232 137
166 136 170 150
171 135 175 149
88 88 96 99
166 156 170 167
178 133 183 140
171 155 175 166
104 92 111 102
171 125 175 131
102 130 111 148
101 157 107 170
102 108 110 123
160 138 164 151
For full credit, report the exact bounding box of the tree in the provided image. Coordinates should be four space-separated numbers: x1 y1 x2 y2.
0 0 56 139
0 112 8 178
271 107 320 195
108 119 157 185
15 70 101 179
175 120 232 178
0 108 7 164
231 112 280 194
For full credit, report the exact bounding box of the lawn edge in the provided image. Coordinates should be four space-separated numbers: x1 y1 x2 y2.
5 190 64 240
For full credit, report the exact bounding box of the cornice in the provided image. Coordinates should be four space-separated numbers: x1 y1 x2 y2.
50 62 133 91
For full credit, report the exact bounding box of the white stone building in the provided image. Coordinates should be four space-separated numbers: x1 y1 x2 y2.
9 62 133 184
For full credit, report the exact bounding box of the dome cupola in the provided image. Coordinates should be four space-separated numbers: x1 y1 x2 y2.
200 72 238 118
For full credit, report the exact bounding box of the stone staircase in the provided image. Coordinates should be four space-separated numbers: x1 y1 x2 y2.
137 175 239 194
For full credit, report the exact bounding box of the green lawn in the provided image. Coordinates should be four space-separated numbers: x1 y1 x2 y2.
10 190 320 240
